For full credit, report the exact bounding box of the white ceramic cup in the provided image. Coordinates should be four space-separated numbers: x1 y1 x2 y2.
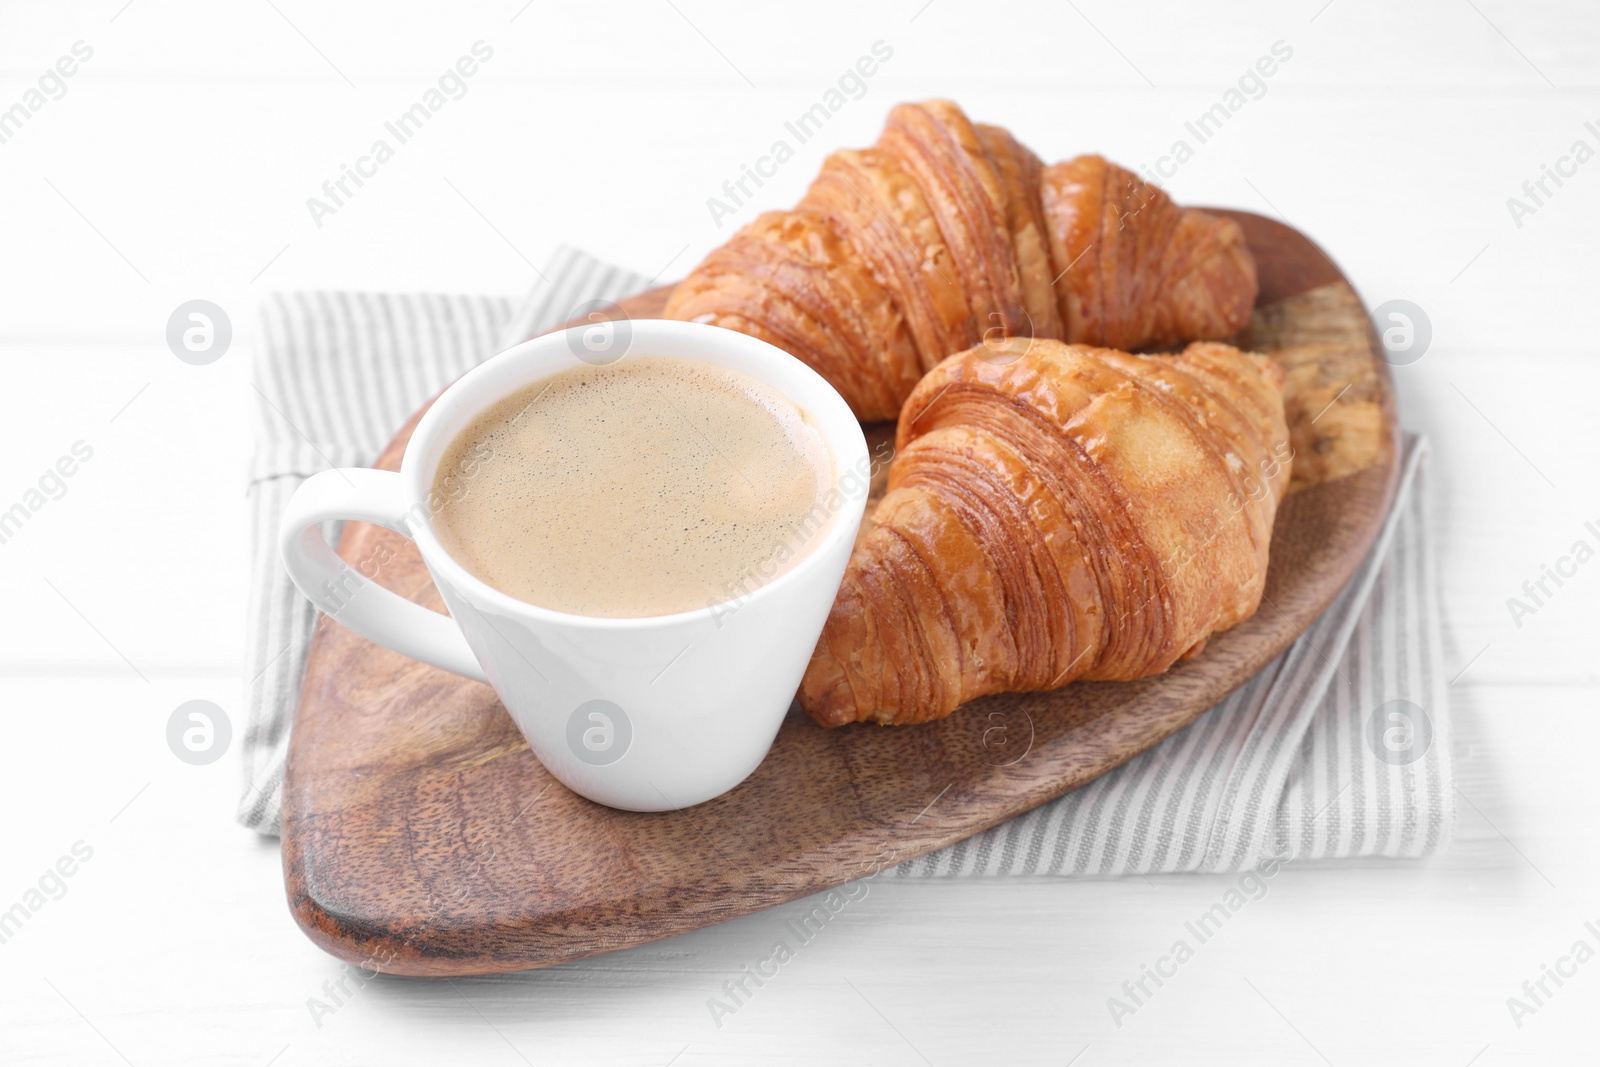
279 319 869 811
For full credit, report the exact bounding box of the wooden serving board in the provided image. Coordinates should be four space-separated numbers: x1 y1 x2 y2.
281 211 1398 976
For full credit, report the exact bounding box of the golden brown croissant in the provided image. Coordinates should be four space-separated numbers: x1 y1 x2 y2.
666 100 1257 420
1041 154 1259 351
799 338 1291 727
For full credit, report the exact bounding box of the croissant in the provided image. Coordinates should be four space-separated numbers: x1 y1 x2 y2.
799 338 1291 727
666 100 1257 420
1041 154 1259 351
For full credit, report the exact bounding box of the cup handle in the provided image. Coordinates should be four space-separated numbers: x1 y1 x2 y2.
279 468 488 683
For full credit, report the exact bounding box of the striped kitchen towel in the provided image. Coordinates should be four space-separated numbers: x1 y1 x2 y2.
239 247 1453 876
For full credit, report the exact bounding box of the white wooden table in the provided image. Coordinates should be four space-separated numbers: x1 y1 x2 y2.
2 1 1597 1062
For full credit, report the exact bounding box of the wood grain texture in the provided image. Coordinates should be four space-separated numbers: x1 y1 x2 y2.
280 210 1398 976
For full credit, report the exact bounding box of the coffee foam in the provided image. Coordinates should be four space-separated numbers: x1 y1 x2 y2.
432 356 836 618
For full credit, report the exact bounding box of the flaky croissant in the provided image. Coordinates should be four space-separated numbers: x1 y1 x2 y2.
666 100 1257 420
1041 154 1258 351
799 338 1291 727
